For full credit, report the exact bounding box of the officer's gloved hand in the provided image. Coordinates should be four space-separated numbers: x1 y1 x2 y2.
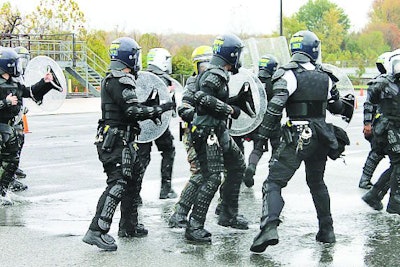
230 105 241 119
363 123 372 139
329 87 340 102
160 102 175 112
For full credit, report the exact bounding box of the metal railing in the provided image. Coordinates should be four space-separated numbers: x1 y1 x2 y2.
0 33 108 95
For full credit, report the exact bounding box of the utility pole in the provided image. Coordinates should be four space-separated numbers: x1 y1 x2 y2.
280 0 283 36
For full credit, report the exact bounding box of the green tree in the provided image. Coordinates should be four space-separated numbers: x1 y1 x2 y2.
0 2 22 34
25 0 86 35
172 45 195 75
365 0 400 49
138 33 162 69
370 0 400 28
297 0 350 32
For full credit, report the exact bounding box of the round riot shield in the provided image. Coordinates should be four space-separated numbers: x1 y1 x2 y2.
323 63 355 128
136 71 173 143
24 56 67 111
228 68 267 136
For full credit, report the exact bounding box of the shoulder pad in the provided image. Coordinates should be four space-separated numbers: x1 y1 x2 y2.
208 67 229 82
186 76 196 85
281 62 299 70
118 75 136 88
271 68 286 82
185 76 197 93
202 72 224 89
319 64 339 83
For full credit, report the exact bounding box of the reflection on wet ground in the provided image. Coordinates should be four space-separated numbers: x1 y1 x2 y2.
1 110 400 266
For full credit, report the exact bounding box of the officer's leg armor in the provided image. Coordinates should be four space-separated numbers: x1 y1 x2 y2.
385 129 400 214
0 127 20 194
359 150 385 189
188 128 222 227
387 162 400 214
219 134 246 226
90 179 126 232
362 167 391 210
136 142 152 203
169 131 203 228
175 173 203 216
155 128 176 199
260 143 301 228
89 143 127 232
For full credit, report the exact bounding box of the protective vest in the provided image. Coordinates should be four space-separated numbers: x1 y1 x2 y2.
0 78 23 124
286 65 328 119
379 77 400 121
100 73 134 127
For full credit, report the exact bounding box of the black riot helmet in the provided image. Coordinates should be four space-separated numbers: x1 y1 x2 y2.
258 54 278 77
289 30 321 62
0 47 21 77
212 33 244 74
109 37 141 75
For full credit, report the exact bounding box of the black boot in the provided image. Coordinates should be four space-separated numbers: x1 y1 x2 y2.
118 223 148 238
15 168 27 179
316 217 336 243
387 195 400 214
185 218 212 243
218 211 249 230
362 187 383 210
250 222 279 253
160 181 177 199
169 212 187 228
82 229 117 251
9 178 28 192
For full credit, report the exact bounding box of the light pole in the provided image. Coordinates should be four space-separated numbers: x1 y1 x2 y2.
280 0 283 36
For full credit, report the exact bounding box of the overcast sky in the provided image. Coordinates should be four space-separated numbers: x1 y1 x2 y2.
5 0 374 35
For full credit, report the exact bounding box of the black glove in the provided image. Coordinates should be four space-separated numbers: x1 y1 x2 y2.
230 105 241 119
243 163 256 188
160 102 175 112
329 87 340 102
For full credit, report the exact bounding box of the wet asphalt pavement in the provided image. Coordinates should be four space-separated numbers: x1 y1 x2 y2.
1 96 400 267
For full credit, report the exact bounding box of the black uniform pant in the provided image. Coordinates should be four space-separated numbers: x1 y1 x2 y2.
89 139 144 233
260 140 332 229
137 127 175 185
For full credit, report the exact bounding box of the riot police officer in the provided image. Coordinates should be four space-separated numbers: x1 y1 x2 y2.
82 37 175 251
185 34 249 243
250 30 351 252
358 52 389 189
361 50 400 214
137 47 177 200
9 46 31 192
243 54 280 188
0 47 58 204
169 45 213 228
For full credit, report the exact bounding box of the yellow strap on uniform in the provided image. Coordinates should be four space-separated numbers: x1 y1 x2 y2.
104 125 110 133
375 113 381 119
191 125 197 133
